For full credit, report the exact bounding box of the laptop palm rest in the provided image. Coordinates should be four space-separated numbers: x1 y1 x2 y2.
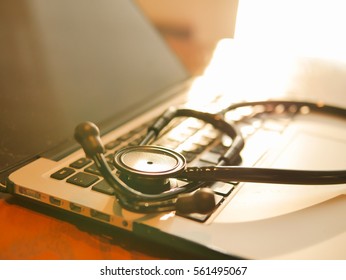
211 118 346 258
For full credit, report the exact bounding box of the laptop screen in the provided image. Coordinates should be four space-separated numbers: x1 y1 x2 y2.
0 0 189 176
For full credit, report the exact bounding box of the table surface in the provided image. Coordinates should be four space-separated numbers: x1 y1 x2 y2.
0 192 198 259
0 34 214 260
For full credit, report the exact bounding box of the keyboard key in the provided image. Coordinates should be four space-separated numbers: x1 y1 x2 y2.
184 118 205 130
178 193 223 222
50 167 75 180
84 164 101 176
211 181 235 196
199 151 220 164
84 163 114 176
262 119 288 132
67 172 99 188
92 180 115 195
181 151 197 163
180 142 205 154
105 139 122 150
167 131 191 143
69 158 92 169
210 143 229 154
242 117 262 129
237 122 257 138
183 117 205 131
118 131 135 141
155 138 180 149
128 135 145 146
190 134 214 147
105 153 116 163
200 124 220 139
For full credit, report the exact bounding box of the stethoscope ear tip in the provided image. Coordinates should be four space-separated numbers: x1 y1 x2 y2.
74 121 105 157
175 188 216 214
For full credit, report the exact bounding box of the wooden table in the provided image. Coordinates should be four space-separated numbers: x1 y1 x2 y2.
0 192 198 259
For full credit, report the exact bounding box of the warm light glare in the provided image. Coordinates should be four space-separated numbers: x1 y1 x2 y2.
235 0 346 61
188 0 346 106
187 39 298 104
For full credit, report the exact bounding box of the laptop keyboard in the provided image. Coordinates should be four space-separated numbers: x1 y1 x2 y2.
50 104 295 222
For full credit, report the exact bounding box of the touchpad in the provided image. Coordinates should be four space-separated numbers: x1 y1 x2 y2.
215 127 346 223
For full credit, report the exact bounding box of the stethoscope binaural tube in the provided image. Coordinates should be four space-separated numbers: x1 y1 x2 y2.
74 106 245 213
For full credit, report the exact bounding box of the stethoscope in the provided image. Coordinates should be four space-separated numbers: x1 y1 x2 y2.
74 100 346 214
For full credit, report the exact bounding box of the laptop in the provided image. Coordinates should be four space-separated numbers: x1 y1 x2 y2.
1 0 346 259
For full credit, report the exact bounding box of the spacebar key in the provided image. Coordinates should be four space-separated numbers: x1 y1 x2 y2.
67 172 99 188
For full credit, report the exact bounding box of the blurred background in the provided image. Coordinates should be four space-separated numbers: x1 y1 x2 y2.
136 0 346 105
136 0 239 75
2 0 346 102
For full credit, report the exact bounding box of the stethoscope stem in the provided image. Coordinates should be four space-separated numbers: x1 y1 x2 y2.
182 166 346 185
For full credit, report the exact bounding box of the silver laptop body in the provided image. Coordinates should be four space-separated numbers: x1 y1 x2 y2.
2 0 346 259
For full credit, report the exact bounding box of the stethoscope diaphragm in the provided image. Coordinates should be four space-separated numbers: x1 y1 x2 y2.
113 146 186 193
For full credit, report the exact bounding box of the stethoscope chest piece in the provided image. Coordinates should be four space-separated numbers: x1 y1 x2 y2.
113 146 186 194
